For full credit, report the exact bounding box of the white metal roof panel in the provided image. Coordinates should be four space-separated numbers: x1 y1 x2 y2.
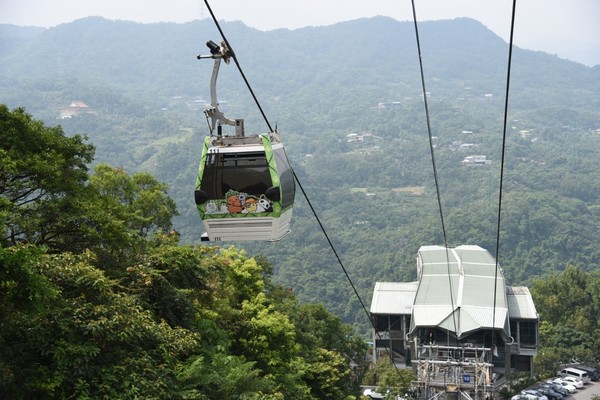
506 286 538 319
411 305 454 327
370 281 418 315
370 247 537 340
414 274 460 305
461 306 509 331
462 275 507 307
411 245 510 338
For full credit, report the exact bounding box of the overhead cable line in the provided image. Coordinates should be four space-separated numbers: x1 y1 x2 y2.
201 0 370 320
201 0 398 372
410 0 459 337
202 0 274 133
492 0 518 356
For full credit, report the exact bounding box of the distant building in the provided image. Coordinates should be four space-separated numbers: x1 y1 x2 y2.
519 130 531 138
462 155 491 166
346 132 377 143
346 133 360 142
370 245 539 399
60 100 95 119
392 186 425 196
377 101 403 109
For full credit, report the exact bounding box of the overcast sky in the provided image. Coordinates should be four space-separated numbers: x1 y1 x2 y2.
1 0 599 66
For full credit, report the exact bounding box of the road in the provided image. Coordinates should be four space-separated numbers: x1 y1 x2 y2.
571 380 600 400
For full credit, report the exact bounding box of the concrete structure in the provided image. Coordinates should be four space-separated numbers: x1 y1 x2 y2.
370 245 539 399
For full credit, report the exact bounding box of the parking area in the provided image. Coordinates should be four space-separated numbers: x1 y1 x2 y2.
571 380 600 399
516 377 599 400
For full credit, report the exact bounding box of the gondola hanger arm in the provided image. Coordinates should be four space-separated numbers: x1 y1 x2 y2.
197 40 244 137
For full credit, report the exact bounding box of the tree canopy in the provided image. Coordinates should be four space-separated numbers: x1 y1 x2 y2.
531 265 600 378
0 106 370 399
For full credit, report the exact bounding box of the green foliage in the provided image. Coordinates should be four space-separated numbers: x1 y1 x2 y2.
532 266 600 375
362 356 414 398
0 105 94 249
0 246 179 398
2 15 600 397
177 354 274 400
86 163 179 269
0 244 57 312
531 265 589 325
0 106 179 271
0 245 58 395
303 348 353 399
3 18 600 336
1 237 366 399
90 164 178 238
0 110 369 398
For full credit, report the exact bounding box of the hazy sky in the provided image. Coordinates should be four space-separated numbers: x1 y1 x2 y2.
1 0 599 65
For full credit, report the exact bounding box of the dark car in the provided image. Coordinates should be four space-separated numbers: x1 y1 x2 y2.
538 383 568 397
576 365 599 381
535 387 564 400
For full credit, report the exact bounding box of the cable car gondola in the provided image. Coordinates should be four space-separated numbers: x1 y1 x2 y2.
194 40 295 242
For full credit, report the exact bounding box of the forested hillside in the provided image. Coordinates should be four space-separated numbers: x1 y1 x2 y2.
3 106 600 399
2 16 600 337
0 105 373 399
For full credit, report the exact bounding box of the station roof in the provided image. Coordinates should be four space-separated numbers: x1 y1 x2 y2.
506 286 538 319
370 282 418 315
370 245 536 340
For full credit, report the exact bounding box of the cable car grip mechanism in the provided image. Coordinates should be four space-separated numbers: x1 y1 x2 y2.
197 40 244 137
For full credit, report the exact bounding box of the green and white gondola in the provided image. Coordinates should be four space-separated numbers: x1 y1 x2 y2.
194 132 294 241
194 40 295 241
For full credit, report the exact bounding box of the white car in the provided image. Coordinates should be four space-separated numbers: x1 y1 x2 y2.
550 379 577 393
363 388 406 400
363 388 385 399
511 394 537 400
521 390 548 400
560 375 583 388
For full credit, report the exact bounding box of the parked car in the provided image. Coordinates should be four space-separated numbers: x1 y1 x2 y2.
522 389 548 400
558 367 590 384
362 388 406 400
560 375 583 388
538 383 569 397
575 365 599 381
512 394 537 400
550 379 577 393
363 388 385 399
535 387 564 399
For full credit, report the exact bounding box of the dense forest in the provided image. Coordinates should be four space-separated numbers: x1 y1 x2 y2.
0 105 376 398
2 19 599 330
2 16 600 396
3 107 600 399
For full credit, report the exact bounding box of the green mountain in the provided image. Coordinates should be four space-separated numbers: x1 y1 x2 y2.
2 16 600 334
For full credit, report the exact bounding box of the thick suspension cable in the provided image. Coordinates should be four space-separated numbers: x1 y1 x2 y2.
201 0 394 368
492 0 518 353
291 168 374 324
203 0 274 133
410 0 458 337
292 169 408 376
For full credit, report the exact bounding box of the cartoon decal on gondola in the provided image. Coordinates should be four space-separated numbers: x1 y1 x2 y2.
203 190 274 215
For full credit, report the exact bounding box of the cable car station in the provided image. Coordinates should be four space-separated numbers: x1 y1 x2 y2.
370 245 539 399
